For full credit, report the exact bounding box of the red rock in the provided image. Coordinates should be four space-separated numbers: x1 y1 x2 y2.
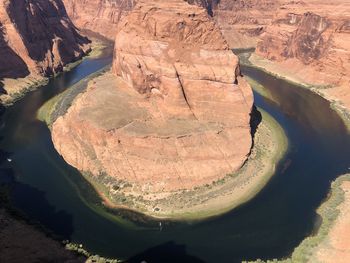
209 0 280 49
52 0 254 194
62 0 135 40
62 0 276 48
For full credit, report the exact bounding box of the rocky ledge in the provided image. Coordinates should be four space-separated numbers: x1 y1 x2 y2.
51 0 255 216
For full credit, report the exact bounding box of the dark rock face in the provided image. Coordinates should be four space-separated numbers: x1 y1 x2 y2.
0 0 90 79
0 23 29 80
2 0 90 76
0 0 90 103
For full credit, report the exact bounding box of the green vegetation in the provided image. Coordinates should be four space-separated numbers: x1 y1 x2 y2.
65 242 122 263
37 66 110 126
245 174 350 263
2 77 49 106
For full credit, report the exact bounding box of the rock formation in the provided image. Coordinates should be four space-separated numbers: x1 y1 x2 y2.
62 0 135 40
255 0 350 109
52 0 254 196
62 0 277 48
0 0 90 103
209 0 280 49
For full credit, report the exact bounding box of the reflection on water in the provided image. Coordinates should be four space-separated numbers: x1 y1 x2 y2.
0 53 349 263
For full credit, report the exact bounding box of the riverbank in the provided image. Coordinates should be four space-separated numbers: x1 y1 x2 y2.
245 174 350 263
39 69 287 221
0 38 108 107
241 53 350 133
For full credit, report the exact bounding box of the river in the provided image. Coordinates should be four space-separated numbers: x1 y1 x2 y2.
0 49 349 263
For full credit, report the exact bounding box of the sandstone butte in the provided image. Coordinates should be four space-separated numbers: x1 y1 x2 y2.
254 0 350 111
0 0 90 104
52 0 254 198
62 0 277 48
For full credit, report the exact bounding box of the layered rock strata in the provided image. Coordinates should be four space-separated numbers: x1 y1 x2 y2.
62 0 278 48
62 0 135 40
210 0 280 49
52 0 254 196
0 0 90 103
254 0 350 109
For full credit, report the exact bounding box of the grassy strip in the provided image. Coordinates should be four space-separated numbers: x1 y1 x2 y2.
245 174 350 263
1 77 49 106
64 242 122 263
37 66 110 126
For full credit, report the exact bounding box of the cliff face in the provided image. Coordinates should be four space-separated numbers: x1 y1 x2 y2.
210 0 280 49
0 0 90 102
62 0 135 40
255 0 350 108
52 0 254 195
62 0 277 48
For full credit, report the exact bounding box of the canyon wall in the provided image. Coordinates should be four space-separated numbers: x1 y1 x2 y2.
62 0 277 48
254 0 350 109
62 0 135 40
52 0 254 195
0 0 90 103
210 0 280 49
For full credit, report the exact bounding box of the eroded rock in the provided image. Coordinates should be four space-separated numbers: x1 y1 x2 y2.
52 0 254 195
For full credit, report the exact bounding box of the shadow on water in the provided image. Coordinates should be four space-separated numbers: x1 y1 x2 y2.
0 166 75 239
127 241 206 263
